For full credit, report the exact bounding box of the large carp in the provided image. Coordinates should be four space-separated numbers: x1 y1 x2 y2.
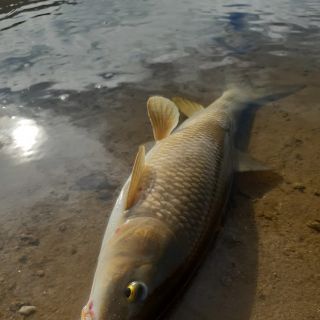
81 89 265 320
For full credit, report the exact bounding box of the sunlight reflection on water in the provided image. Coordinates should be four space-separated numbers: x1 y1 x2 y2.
0 114 46 161
12 119 41 154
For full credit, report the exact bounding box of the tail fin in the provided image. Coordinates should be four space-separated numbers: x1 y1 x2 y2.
222 83 306 151
222 83 305 106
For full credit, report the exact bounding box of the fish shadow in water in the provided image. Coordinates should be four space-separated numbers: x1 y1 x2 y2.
169 171 281 320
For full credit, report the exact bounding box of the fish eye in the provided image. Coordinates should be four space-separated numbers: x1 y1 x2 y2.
125 281 148 303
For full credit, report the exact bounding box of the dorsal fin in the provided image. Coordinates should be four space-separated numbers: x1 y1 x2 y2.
172 96 204 117
126 145 145 209
147 96 179 141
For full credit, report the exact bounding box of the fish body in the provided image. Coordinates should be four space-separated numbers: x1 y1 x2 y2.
82 90 253 320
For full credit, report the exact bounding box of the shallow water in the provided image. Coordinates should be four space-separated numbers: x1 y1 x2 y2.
0 1 319 320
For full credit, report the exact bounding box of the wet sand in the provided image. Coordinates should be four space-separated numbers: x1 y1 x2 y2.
0 63 320 320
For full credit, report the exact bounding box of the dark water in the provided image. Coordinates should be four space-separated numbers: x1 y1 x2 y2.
0 1 320 319
0 0 320 93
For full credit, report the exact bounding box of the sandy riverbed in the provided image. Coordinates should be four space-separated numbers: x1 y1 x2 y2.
0 64 319 320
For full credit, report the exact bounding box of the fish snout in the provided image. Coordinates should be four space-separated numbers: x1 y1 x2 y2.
81 302 95 320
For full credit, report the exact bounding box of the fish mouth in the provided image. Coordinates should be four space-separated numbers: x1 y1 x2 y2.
81 302 95 320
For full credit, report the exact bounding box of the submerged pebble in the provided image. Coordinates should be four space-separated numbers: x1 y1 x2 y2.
307 220 320 233
19 234 40 246
293 183 306 192
35 270 45 277
18 305 36 316
58 224 67 232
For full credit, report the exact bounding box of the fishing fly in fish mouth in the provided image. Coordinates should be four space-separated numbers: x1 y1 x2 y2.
81 88 266 320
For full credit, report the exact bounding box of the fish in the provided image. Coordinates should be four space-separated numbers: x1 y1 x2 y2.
81 88 269 320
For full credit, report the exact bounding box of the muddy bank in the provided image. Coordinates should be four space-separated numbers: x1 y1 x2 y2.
0 65 320 320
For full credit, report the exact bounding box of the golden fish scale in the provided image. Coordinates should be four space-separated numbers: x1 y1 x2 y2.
127 111 231 255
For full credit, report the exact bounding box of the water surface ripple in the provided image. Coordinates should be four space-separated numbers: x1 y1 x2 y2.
0 0 319 92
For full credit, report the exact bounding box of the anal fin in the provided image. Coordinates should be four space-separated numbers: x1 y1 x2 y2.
126 145 145 209
236 151 270 172
147 96 179 141
172 96 204 117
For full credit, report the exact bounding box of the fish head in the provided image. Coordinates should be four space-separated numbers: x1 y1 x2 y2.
81 217 183 320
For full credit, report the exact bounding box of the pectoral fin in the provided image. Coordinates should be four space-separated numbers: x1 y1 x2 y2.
172 96 204 117
147 96 180 141
236 151 269 172
126 145 145 209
